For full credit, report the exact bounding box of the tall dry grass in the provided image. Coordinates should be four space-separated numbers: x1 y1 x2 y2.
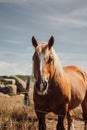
0 107 38 130
0 94 37 130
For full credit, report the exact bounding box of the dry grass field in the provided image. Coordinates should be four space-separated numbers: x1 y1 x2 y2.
0 81 85 130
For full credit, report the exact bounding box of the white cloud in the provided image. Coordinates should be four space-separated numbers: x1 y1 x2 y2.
0 60 32 76
44 13 87 29
58 52 87 73
0 0 27 3
69 7 87 18
0 39 23 45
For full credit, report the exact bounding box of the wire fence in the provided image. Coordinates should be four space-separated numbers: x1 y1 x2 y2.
24 105 85 130
30 107 87 123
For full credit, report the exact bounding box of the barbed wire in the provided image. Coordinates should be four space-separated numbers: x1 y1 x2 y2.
34 108 87 123
23 102 87 124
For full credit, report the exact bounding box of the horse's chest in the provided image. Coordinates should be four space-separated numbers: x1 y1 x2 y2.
34 95 50 113
34 91 65 114
48 94 65 113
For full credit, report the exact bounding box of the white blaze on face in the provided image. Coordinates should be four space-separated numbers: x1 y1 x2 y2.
40 53 44 76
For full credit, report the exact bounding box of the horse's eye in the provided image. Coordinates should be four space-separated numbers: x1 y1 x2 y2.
48 56 53 63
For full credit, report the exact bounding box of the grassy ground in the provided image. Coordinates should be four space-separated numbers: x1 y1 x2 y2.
0 93 37 130
0 81 85 130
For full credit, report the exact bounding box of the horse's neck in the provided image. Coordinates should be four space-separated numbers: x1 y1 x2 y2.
49 68 64 89
48 50 64 87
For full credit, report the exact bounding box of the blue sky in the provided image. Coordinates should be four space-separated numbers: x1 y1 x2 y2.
0 0 87 75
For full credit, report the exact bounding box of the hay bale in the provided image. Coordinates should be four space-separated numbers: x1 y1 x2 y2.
6 84 17 95
2 78 15 85
0 75 26 95
9 76 26 93
0 92 10 97
0 84 17 95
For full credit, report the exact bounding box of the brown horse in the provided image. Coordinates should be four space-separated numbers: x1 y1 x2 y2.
32 36 87 130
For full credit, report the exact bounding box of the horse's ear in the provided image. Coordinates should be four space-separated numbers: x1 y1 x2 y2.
32 36 38 48
48 36 54 49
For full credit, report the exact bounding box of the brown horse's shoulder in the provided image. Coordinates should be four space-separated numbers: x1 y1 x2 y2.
63 65 78 71
63 65 87 108
63 65 79 81
63 65 86 80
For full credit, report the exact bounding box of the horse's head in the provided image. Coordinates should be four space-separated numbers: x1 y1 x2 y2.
32 36 56 95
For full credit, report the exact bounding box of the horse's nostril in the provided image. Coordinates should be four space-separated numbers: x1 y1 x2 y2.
43 81 47 89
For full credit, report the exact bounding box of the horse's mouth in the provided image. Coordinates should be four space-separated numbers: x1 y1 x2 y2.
36 81 48 95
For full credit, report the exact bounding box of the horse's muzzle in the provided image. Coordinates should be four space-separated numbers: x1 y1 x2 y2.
35 78 48 95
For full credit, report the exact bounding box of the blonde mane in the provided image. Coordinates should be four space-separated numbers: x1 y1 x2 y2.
52 48 63 77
